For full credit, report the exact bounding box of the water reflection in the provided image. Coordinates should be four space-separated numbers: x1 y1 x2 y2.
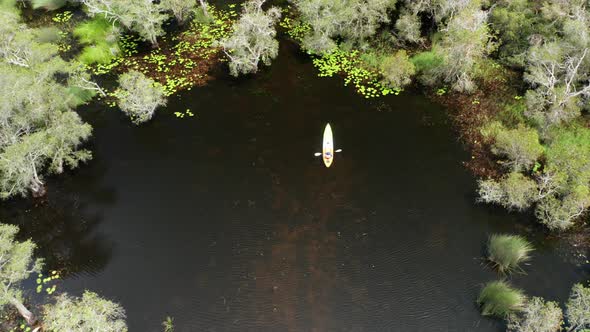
0 166 114 278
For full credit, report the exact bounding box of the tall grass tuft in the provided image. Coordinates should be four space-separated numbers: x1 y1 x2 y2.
478 281 525 317
487 234 533 274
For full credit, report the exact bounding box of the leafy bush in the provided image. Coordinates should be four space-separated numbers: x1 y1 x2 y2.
379 50 415 89
114 71 167 124
478 172 538 211
506 297 563 332
481 121 544 172
411 51 443 75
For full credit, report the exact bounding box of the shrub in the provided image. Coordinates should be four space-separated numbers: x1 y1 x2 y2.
478 173 538 211
487 234 533 274
481 121 544 172
379 50 415 89
114 71 167 124
506 297 563 332
566 283 590 330
478 281 526 317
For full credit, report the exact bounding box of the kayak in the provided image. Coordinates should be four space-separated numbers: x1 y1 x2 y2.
322 123 334 168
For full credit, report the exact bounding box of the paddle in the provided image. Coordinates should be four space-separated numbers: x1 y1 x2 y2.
314 149 342 157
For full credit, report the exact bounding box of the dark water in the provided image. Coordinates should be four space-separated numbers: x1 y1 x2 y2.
1 42 588 331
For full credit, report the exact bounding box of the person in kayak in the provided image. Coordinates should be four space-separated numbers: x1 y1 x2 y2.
324 151 332 158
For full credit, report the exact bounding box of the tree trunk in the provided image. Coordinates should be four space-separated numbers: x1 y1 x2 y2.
198 0 209 17
10 298 36 325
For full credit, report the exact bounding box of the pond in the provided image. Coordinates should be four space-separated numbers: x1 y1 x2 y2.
1 41 587 331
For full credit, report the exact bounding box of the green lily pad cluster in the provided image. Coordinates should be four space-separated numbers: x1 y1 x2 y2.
174 109 195 118
92 35 141 75
312 49 400 98
52 11 72 23
91 5 235 97
279 15 311 42
36 270 60 295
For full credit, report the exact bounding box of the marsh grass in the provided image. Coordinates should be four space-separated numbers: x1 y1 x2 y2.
487 234 533 274
478 281 525 317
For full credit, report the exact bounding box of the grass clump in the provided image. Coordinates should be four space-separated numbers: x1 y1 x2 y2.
487 234 533 274
478 281 526 317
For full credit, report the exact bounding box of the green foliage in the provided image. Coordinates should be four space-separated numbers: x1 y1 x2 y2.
506 297 563 332
532 124 590 229
0 224 43 308
78 44 117 65
293 0 397 54
114 70 167 124
379 50 415 89
0 15 95 198
478 281 526 318
487 234 533 274
497 100 527 127
80 0 169 47
410 51 443 83
43 291 128 332
312 48 400 98
489 0 542 67
428 3 495 92
478 172 538 211
545 125 590 188
566 283 590 331
482 121 544 172
74 16 122 65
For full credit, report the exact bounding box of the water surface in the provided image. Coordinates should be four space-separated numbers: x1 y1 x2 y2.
1 42 588 331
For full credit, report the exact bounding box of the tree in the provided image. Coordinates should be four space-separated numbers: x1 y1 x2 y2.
536 188 590 231
428 1 495 92
0 224 43 325
294 0 396 54
478 172 538 211
160 0 195 24
114 70 167 124
0 13 95 199
481 122 544 172
79 0 168 47
506 297 563 332
395 10 422 44
566 283 590 331
522 0 590 129
489 0 543 67
379 50 415 89
220 0 281 76
43 291 128 332
532 125 590 230
400 0 472 26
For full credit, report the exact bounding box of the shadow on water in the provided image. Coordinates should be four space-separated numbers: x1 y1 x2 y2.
0 40 588 331
0 157 116 279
